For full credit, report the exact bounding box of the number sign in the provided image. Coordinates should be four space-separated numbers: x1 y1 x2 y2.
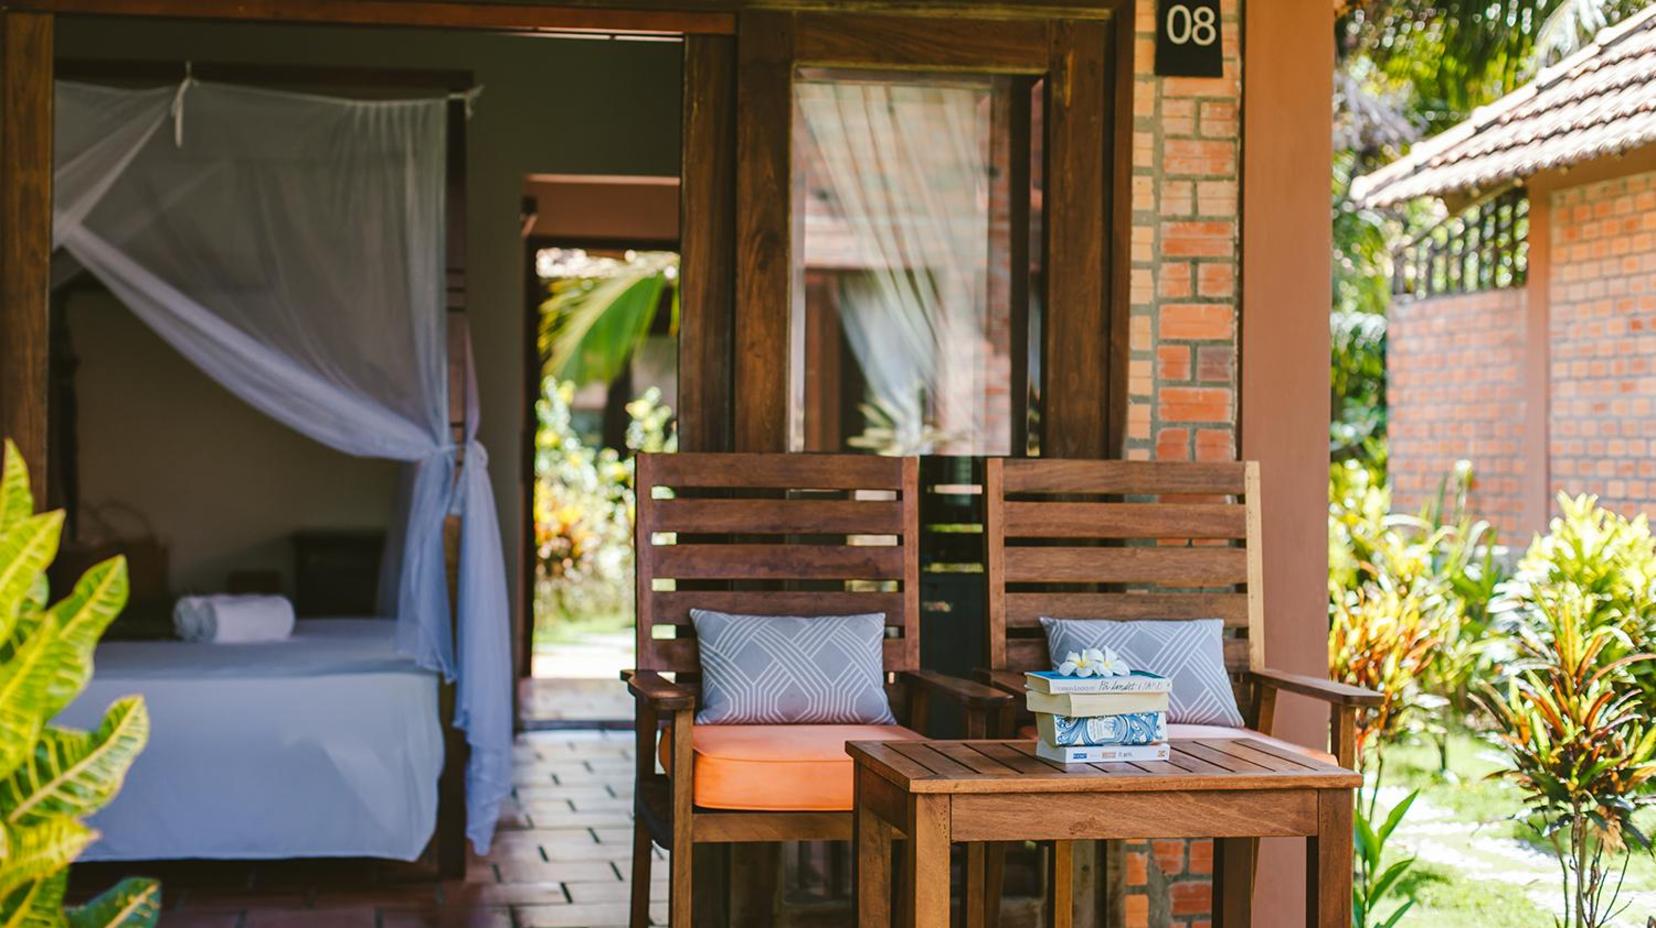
1155 0 1223 78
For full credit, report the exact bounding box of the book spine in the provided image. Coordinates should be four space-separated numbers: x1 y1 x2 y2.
1035 677 1172 695
1044 711 1167 746
1040 742 1171 763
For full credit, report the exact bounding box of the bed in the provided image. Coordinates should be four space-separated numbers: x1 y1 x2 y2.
59 619 444 862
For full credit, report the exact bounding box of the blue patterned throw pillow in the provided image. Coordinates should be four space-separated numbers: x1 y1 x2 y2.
1039 617 1245 727
690 609 897 725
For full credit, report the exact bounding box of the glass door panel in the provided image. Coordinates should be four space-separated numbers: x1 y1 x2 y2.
791 68 1043 457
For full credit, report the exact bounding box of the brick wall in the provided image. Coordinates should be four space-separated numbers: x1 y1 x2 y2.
1549 171 1656 515
1127 0 1241 471
1123 0 1242 924
1387 289 1528 535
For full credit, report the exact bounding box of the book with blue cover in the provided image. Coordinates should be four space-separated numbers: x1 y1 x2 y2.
1036 710 1167 747
1033 740 1171 764
1024 669 1171 695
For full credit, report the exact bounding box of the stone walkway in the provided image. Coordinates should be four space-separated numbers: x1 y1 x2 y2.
101 729 668 927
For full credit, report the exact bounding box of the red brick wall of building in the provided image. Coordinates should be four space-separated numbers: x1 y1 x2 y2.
1387 288 1528 536
1548 172 1656 514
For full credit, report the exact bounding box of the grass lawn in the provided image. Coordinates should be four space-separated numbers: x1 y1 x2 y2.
1370 729 1656 927
532 608 631 646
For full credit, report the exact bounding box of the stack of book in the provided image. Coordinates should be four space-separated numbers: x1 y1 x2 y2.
1025 669 1173 764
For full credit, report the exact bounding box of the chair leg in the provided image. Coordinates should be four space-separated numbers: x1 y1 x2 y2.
670 831 693 928
629 819 654 928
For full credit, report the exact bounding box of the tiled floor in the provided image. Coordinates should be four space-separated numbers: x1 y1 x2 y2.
83 730 669 928
519 678 633 724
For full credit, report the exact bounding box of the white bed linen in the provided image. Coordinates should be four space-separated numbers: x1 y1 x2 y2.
59 619 443 862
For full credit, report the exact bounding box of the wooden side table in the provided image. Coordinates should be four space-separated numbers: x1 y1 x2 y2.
848 738 1361 928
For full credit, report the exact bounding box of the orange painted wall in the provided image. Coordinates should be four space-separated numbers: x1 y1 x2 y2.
1240 0 1335 922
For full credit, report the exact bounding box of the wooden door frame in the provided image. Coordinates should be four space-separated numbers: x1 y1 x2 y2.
0 0 1132 517
519 232 678 687
728 5 1132 456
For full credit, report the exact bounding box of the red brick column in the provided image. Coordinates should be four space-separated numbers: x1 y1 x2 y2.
1120 0 1241 924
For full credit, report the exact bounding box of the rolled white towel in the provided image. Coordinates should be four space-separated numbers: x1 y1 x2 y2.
172 595 296 643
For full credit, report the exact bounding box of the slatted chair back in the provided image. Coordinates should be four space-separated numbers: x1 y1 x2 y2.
633 452 922 677
983 458 1263 687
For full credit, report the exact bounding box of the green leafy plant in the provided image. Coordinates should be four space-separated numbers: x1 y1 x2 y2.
532 381 676 635
1330 582 1443 808
1479 588 1656 928
537 249 679 389
0 440 157 926
1353 790 1419 928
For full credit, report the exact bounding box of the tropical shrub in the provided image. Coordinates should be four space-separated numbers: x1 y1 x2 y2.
1497 493 1656 642
1479 588 1656 928
1330 462 1508 747
537 249 678 390
532 380 676 633
0 440 158 927
1330 583 1442 789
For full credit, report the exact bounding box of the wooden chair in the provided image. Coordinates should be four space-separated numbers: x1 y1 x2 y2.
977 458 1381 924
623 452 1013 928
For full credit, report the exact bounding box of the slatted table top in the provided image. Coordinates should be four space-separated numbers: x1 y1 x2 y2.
847 738 1362 794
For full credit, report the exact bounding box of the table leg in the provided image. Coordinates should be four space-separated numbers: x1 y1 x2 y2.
1308 789 1354 928
908 794 950 928
1212 838 1255 927
1046 840 1074 928
855 773 893 927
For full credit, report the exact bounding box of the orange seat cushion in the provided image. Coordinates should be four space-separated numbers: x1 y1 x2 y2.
1013 722 1338 765
659 724 926 811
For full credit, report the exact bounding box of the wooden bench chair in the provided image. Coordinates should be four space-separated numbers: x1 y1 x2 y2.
623 452 1012 928
977 458 1381 925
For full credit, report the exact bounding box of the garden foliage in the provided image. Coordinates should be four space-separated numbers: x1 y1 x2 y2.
531 380 676 632
0 440 158 927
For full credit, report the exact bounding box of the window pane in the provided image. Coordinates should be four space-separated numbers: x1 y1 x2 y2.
792 69 1040 456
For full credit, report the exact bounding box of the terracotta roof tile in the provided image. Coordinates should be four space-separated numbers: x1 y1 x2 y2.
1352 5 1656 206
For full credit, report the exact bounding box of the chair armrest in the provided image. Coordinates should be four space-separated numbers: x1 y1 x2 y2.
902 670 1016 710
1250 667 1381 708
974 668 1027 697
622 669 697 712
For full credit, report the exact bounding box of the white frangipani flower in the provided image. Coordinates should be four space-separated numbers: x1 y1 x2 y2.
1096 647 1132 677
1057 648 1110 677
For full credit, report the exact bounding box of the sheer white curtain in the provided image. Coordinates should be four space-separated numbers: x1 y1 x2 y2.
53 80 510 852
796 77 994 454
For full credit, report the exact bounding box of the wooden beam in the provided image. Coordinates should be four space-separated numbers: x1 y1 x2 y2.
1 0 1133 28
4 0 734 35
1 12 52 494
731 9 793 452
1041 18 1110 459
677 34 736 452
792 12 1049 71
56 58 475 91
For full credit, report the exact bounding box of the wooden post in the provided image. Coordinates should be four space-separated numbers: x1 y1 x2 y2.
732 10 794 452
0 12 53 492
678 34 736 453
1041 18 1110 459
